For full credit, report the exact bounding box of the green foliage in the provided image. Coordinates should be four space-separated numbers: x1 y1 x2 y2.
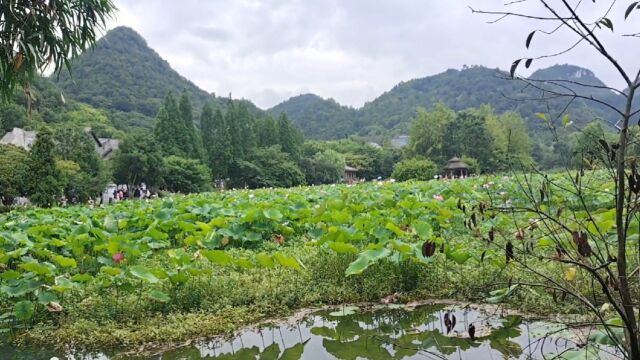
442 111 493 171
408 104 455 163
164 156 212 194
277 113 303 160
481 108 533 170
301 149 346 185
112 135 166 188
178 91 204 160
52 126 110 201
56 160 100 203
0 144 30 204
0 0 115 100
0 103 27 132
391 159 438 181
231 146 306 189
255 116 279 148
201 104 231 179
570 121 615 168
27 127 61 207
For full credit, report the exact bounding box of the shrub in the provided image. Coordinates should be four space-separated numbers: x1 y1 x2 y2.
164 156 212 193
391 159 437 181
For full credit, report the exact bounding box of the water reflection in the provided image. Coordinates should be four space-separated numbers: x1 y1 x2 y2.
0 305 604 359
156 305 585 359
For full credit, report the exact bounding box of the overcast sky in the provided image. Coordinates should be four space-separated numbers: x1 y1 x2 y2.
107 0 637 109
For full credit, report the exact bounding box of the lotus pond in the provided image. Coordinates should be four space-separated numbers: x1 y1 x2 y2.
0 173 635 356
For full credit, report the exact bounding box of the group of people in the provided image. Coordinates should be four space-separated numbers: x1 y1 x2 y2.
112 187 158 202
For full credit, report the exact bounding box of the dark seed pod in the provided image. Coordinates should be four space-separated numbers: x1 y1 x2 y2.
444 313 452 334
539 188 545 202
480 250 487 263
422 241 436 258
468 324 476 340
471 213 477 228
598 139 609 153
451 314 457 330
457 198 462 210
572 231 593 257
488 228 495 242
506 242 514 263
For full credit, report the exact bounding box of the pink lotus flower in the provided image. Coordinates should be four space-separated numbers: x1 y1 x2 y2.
112 252 125 264
433 194 444 201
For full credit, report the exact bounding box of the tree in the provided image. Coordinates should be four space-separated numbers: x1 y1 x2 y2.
250 146 305 188
178 91 204 160
442 111 493 172
0 0 116 101
112 134 166 189
163 156 212 194
277 113 303 159
479 106 533 170
0 144 29 205
235 102 257 158
255 116 279 148
0 103 27 132
201 103 231 179
230 146 305 189
391 159 438 182
27 127 61 207
302 149 346 185
471 2 640 357
52 126 110 201
408 103 455 162
55 160 99 203
226 101 244 160
570 121 614 169
154 94 180 157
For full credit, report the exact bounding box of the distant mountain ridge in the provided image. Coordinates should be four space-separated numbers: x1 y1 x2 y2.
271 64 625 140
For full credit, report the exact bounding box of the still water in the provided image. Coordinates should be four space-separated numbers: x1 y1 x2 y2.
2 304 611 359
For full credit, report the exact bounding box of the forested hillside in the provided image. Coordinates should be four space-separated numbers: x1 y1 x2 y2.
272 65 624 140
269 94 358 140
52 27 259 131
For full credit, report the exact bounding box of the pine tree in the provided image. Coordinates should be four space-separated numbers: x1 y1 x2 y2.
236 102 256 156
201 103 231 179
255 116 279 147
178 90 203 160
28 126 61 207
277 113 302 159
154 93 182 157
226 101 243 160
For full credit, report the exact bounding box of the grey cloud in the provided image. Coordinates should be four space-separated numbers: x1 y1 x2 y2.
109 0 636 109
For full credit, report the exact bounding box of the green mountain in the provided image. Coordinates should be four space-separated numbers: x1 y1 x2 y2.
53 26 258 130
271 65 625 140
269 94 358 140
